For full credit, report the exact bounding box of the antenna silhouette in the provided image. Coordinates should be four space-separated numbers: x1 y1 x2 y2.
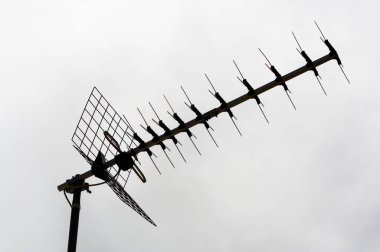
58 22 349 252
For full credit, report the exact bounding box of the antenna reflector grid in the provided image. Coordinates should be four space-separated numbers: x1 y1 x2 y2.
71 87 135 187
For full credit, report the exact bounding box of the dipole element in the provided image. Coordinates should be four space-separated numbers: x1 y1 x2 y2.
292 31 327 95
181 86 219 147
258 48 297 110
233 60 270 123
205 73 242 136
314 20 350 84
149 101 187 163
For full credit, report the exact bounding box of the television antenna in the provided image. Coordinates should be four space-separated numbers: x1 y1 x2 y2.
58 22 350 252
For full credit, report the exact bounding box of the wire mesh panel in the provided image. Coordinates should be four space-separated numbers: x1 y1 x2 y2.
104 171 156 226
72 87 134 187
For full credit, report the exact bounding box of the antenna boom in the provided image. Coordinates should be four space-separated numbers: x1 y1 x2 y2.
58 52 335 192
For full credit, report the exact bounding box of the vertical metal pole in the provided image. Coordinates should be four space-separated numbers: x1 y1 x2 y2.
67 180 84 252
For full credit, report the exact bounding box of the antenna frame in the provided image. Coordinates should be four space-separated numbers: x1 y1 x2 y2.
58 26 349 251
58 51 338 193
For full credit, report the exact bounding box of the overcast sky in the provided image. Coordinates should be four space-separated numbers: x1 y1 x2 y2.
1 0 379 251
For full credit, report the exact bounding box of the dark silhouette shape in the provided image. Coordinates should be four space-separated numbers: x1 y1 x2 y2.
205 73 242 136
292 31 327 95
258 48 297 110
233 60 270 123
58 23 350 252
314 20 350 84
181 86 219 147
164 94 202 156
137 107 175 168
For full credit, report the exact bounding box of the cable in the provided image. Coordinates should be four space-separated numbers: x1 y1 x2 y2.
63 190 72 207
62 170 122 208
88 168 121 187
64 168 122 191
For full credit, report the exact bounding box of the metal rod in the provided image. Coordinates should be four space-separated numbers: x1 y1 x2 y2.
314 20 327 40
316 75 327 95
119 125 132 150
180 86 192 104
292 31 303 51
164 144 171 152
258 48 272 66
123 170 132 188
191 132 197 139
137 107 149 127
140 124 147 131
184 102 191 110
177 139 183 146
123 115 135 133
260 100 265 108
122 115 141 149
163 149 175 168
174 143 186 163
257 103 269 124
230 116 242 136
67 178 84 252
189 136 202 156
259 100 265 107
233 60 245 79
149 155 161 174
339 64 351 84
152 118 161 128
163 94 176 114
206 128 219 147
285 91 297 110
149 102 161 121
205 73 217 93
125 130 134 139
208 90 216 97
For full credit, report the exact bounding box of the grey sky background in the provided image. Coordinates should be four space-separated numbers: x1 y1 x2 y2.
0 0 379 251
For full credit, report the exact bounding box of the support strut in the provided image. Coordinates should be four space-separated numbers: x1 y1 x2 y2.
66 176 86 252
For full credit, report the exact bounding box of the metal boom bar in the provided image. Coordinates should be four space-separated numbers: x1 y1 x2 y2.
58 52 336 191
